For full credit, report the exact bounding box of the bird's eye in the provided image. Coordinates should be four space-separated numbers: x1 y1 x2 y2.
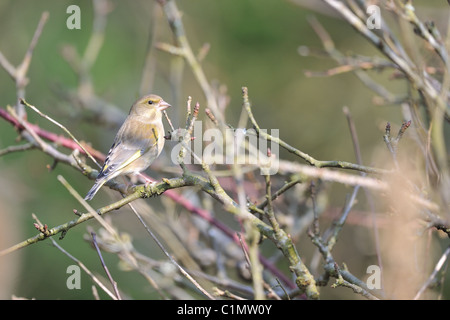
148 100 154 105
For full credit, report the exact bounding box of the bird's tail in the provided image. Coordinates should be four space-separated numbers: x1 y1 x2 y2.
84 179 106 201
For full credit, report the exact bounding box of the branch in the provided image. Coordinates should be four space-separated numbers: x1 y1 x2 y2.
321 0 449 117
0 11 49 118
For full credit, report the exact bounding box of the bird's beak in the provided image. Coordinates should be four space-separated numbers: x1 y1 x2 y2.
157 100 171 111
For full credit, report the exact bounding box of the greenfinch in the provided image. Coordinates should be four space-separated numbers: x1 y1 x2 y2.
85 94 171 201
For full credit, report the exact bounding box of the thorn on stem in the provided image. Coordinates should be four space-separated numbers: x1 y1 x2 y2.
193 102 200 118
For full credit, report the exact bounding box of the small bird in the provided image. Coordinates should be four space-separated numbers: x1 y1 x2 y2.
85 94 171 201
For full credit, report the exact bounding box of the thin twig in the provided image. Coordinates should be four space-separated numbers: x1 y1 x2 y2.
157 0 222 124
21 99 101 168
57 175 117 236
343 105 384 292
414 246 450 300
126 200 215 300
0 142 35 156
242 87 386 174
31 214 118 300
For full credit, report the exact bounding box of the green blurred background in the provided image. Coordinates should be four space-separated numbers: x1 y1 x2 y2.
0 0 448 299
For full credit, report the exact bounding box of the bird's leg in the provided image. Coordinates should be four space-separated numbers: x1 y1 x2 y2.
121 176 134 194
137 173 155 189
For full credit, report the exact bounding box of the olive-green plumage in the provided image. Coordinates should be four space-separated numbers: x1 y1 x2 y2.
85 94 170 201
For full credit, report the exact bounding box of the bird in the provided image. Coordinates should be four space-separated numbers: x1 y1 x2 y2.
84 94 171 201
